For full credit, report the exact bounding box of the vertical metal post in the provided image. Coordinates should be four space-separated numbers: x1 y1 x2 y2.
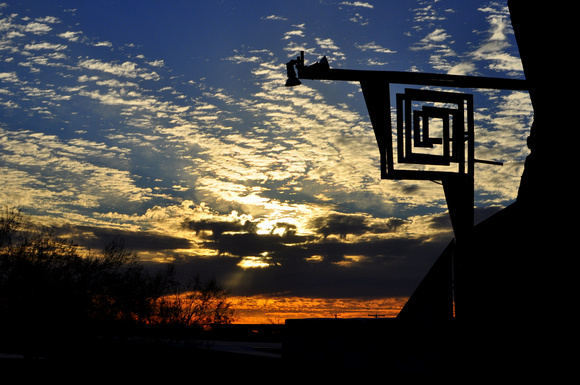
442 175 474 319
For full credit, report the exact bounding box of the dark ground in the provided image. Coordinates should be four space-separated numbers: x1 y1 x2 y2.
0 324 285 381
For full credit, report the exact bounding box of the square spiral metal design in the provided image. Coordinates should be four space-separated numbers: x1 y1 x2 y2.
391 89 474 179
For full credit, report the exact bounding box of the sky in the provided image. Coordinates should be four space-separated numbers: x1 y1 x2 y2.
0 0 532 323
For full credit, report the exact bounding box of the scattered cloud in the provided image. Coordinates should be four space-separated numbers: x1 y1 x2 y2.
411 1 447 27
315 37 346 60
407 1 523 77
470 5 522 74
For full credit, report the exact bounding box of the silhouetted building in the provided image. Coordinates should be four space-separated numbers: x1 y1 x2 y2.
283 1 575 379
455 1 575 378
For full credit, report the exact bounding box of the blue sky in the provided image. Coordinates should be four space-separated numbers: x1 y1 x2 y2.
0 1 531 307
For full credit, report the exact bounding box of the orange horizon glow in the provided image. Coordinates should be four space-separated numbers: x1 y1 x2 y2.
228 296 408 324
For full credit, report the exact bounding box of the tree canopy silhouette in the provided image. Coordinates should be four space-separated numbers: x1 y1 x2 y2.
0 206 234 358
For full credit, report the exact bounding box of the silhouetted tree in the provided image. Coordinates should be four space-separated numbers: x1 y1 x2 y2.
0 206 234 358
150 267 234 327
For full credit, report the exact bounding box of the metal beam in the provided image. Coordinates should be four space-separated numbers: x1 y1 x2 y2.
301 68 528 91
295 52 528 91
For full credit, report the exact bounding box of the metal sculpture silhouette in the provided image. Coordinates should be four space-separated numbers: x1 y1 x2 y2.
285 51 527 318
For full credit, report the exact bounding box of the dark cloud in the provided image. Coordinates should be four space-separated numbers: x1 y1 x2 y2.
181 216 316 257
170 234 450 298
208 231 313 257
41 208 461 300
368 218 409 234
425 206 504 231
424 211 452 230
310 213 370 239
39 210 457 300
308 213 410 239
271 222 297 236
182 218 257 241
52 224 192 252
170 210 452 298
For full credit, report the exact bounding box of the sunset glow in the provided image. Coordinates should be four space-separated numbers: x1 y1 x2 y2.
229 296 407 324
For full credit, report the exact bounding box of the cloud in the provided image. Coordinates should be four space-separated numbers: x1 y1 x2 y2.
447 61 476 75
34 16 60 24
170 219 450 298
224 54 261 64
407 1 523 78
147 59 164 67
78 58 160 80
2 15 389 239
261 15 288 21
182 217 257 241
338 1 373 25
310 213 369 239
469 6 522 74
340 1 374 9
411 28 451 51
348 13 369 26
0 128 159 215
315 38 339 51
283 29 305 40
24 42 67 51
355 42 396 54
425 28 450 43
22 21 53 34
58 30 83 42
164 201 455 297
53 224 193 253
315 37 346 60
92 40 112 47
0 71 20 83
411 2 447 27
